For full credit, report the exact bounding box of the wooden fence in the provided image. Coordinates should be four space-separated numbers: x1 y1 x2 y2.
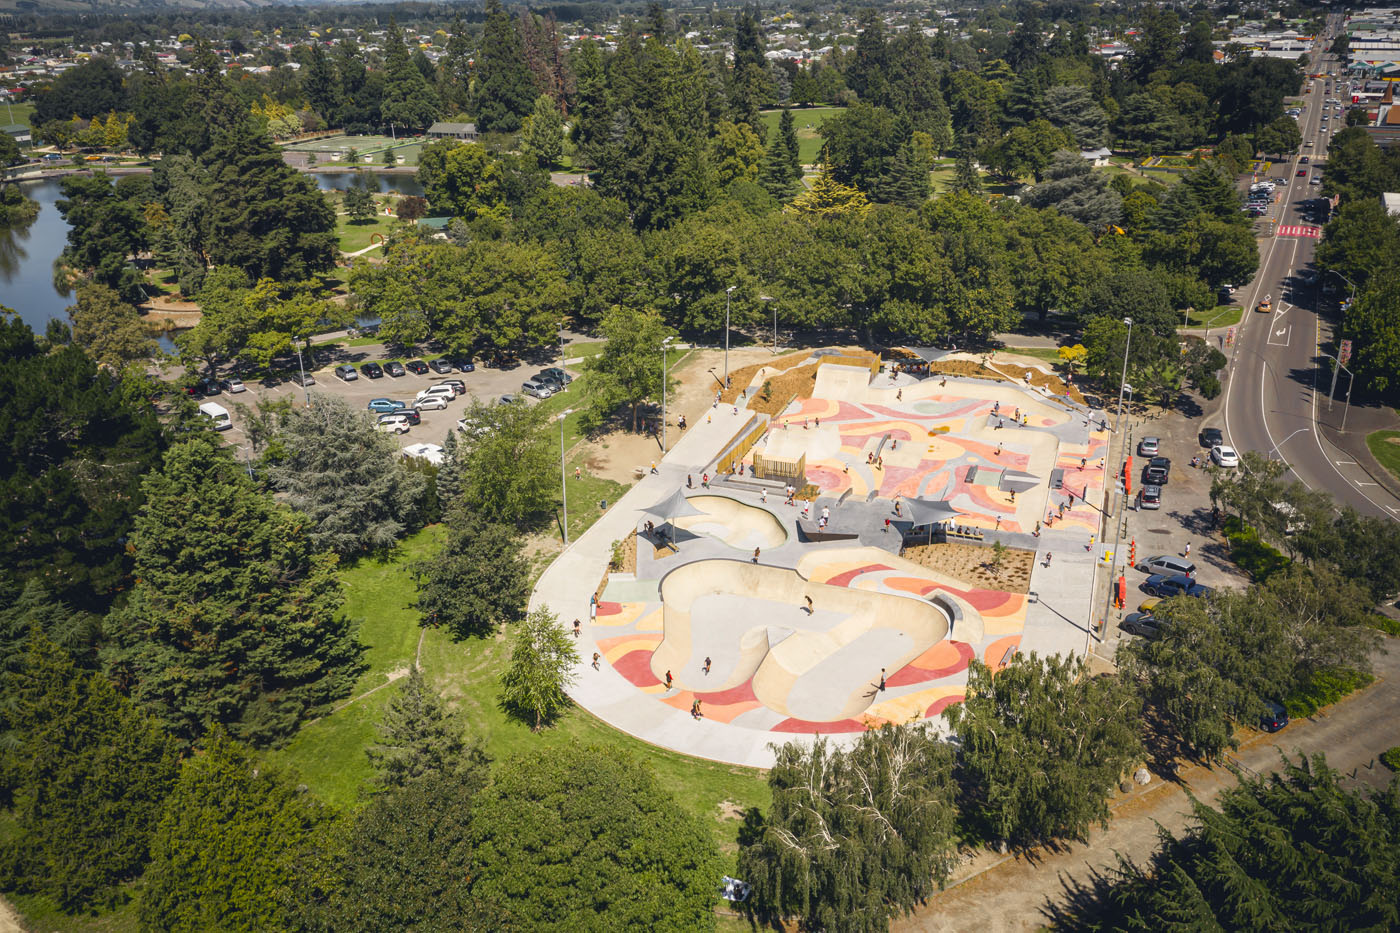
753 452 807 484
714 416 768 476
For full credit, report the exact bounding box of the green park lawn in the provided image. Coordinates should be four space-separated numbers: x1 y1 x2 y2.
758 106 844 165
1185 304 1244 329
1366 430 1400 483
335 211 396 253
268 508 769 861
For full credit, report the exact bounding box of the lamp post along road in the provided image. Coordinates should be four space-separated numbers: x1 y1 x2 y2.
559 408 574 546
661 336 675 452
760 294 777 355
723 285 736 388
1094 317 1134 652
1325 270 1357 405
294 337 310 407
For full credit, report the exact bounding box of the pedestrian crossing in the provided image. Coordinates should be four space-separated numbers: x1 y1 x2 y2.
1277 224 1322 239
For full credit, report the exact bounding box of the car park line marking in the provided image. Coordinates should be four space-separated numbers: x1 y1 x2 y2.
1336 460 1357 465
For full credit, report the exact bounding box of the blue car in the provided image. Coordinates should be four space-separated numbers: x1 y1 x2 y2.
1144 573 1212 599
367 398 406 413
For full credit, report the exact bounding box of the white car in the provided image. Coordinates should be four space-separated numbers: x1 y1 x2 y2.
1211 444 1240 468
414 395 449 411
376 414 412 434
401 443 444 465
416 386 456 403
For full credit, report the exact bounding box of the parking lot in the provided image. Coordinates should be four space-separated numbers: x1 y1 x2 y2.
1103 406 1249 650
207 345 575 458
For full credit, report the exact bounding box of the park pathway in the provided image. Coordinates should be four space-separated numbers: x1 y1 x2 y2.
893 638 1400 932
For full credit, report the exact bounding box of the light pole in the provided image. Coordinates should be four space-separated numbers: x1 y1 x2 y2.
1094 317 1134 652
723 285 736 388
559 408 574 546
661 336 675 452
760 294 777 354
1324 270 1357 405
294 337 310 407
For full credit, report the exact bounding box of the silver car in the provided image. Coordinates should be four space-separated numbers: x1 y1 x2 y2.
1139 555 1197 577
521 379 554 399
1138 436 1160 456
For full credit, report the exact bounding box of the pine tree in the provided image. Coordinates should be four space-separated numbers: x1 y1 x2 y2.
302 42 342 123
381 22 441 131
759 136 797 199
436 430 463 506
103 436 363 747
342 174 377 223
366 667 489 790
880 138 932 208
499 607 578 730
4 634 178 911
520 94 564 168
789 166 872 218
415 510 530 640
475 0 538 133
139 729 332 932
950 144 984 195
779 107 801 180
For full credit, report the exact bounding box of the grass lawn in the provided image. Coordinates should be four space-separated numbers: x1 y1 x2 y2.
1002 346 1065 365
1185 304 1244 329
757 106 844 165
336 212 396 253
1366 430 1400 483
268 520 770 862
566 340 607 360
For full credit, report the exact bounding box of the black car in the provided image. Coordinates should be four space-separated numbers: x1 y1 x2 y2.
1144 456 1171 485
381 408 421 426
1260 701 1289 733
453 359 476 373
428 358 454 374
361 362 384 379
385 361 407 377
1201 427 1224 449
406 359 430 375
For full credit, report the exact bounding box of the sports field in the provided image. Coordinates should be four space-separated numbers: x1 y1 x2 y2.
284 134 424 166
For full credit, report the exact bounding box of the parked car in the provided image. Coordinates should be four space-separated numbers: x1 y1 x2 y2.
1138 597 1163 614
376 417 411 434
452 359 476 373
1138 436 1160 456
1144 574 1212 599
431 379 465 397
335 364 359 382
416 386 456 404
1260 700 1290 733
406 359 430 375
1139 556 1197 578
219 377 246 394
1121 612 1164 640
198 402 233 431
521 379 554 399
1201 427 1224 448
380 408 421 426
1145 457 1171 485
538 367 573 388
385 361 407 377
414 395 449 411
361 362 384 379
428 358 454 374
290 371 316 386
497 394 520 406
1138 483 1162 510
1211 444 1240 467
367 398 406 413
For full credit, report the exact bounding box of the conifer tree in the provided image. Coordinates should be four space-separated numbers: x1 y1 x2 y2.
367 667 489 791
789 166 872 218
381 22 441 130
475 0 538 133
104 436 363 747
499 607 578 730
779 107 801 179
950 144 984 195
415 510 530 640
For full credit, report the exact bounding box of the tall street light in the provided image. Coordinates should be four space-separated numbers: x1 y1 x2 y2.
661 336 676 452
724 285 736 388
1095 317 1134 653
760 294 777 355
1324 270 1357 405
559 408 574 546
294 336 310 407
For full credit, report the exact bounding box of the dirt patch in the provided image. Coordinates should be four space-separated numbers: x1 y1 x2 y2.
719 349 813 404
901 541 1034 592
716 799 747 821
926 357 1086 407
747 362 819 416
615 531 637 574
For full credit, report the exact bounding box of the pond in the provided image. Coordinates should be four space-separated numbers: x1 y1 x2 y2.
1 171 415 341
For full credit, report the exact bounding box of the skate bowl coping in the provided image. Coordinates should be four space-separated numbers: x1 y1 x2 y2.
671 494 789 549
652 558 952 722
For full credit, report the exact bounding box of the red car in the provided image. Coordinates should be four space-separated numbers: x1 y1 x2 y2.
1297 169 1308 176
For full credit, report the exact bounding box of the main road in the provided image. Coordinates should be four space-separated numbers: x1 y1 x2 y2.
1222 12 1400 521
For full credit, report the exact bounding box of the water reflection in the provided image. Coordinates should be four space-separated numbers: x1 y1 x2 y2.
0 214 32 280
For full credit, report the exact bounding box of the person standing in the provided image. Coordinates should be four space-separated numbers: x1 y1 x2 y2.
573 618 581 638
592 652 600 670
753 546 761 563
665 670 673 689
1184 541 1191 558
703 656 712 675
878 669 887 692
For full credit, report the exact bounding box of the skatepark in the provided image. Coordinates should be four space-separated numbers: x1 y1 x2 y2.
531 349 1106 767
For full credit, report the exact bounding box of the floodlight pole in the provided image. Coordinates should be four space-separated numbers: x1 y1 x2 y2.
662 337 675 452
724 285 736 388
560 409 573 545
1092 317 1133 655
294 337 310 407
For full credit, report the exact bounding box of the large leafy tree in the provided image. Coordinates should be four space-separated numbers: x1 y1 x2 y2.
199 119 337 282
67 283 157 371
583 306 677 432
414 510 530 639
944 654 1142 846
498 607 578 731
455 399 556 527
417 140 508 222
1 635 178 911
739 725 959 933
520 94 564 168
140 729 332 932
471 743 721 929
1065 755 1400 930
32 57 128 124
1023 150 1123 230
54 172 148 303
0 318 165 611
268 394 428 556
475 0 538 133
104 436 363 747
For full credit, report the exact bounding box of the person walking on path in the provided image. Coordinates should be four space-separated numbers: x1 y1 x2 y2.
1045 552 1052 567
702 472 709 488
894 499 902 518
878 669 887 692
592 652 600 670
884 517 891 533
1183 541 1191 558
753 546 761 563
573 618 581 638
1087 533 1095 552
1034 520 1041 537
665 670 673 689
687 474 693 488
804 595 814 614
761 488 768 504
703 656 712 675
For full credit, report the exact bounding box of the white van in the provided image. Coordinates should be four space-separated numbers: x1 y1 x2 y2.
199 402 233 431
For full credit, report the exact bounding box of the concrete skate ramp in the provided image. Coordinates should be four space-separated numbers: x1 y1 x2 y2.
812 363 874 403
653 559 950 721
671 495 789 550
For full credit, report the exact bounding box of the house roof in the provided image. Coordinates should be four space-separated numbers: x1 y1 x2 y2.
427 121 476 134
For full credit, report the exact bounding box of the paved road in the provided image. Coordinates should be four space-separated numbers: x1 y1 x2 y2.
1222 16 1400 521
895 634 1400 933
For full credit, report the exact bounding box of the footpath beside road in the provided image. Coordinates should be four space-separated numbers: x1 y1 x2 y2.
893 637 1400 933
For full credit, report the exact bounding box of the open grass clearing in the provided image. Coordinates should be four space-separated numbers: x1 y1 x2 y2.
1366 430 1400 483
335 211 396 253
1186 304 1244 329
757 106 844 165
